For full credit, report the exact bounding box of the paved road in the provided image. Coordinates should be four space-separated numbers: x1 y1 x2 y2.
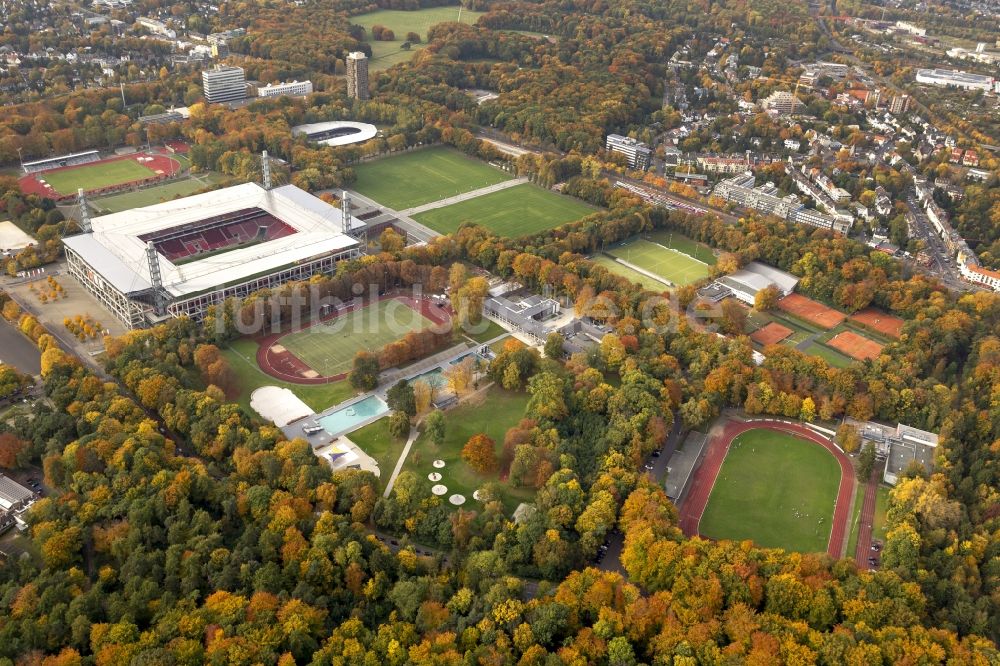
0 317 41 375
398 177 529 217
344 189 440 244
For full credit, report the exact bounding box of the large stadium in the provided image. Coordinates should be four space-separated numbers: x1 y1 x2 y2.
63 183 364 329
292 121 379 147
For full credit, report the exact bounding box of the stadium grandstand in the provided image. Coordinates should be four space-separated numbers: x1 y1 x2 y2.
21 150 100 174
291 121 378 147
63 182 364 329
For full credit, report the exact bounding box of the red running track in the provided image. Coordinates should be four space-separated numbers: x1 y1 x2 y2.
679 419 856 559
854 465 880 569
18 151 182 201
256 294 455 385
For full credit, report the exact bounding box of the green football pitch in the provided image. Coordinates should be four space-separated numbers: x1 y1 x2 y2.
413 183 594 237
607 238 710 286
40 159 156 195
279 299 433 376
589 254 671 292
699 429 842 553
352 146 511 210
93 178 209 213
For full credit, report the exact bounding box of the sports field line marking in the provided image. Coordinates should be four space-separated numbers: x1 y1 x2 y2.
649 240 709 267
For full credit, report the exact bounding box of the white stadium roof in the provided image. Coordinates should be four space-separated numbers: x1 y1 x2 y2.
63 183 360 298
291 121 378 147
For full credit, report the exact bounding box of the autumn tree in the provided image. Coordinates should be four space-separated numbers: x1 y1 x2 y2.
544 332 564 359
424 410 445 446
349 352 380 391
379 228 405 253
836 423 862 453
461 433 497 474
389 410 410 439
754 284 781 311
387 379 416 416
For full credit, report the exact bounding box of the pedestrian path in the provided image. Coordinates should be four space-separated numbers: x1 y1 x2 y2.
398 177 528 216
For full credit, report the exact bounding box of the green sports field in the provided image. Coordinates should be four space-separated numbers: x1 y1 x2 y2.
607 238 711 286
700 429 842 553
352 147 510 211
589 254 671 292
40 159 156 195
93 174 223 213
279 299 433 376
646 230 717 265
413 183 594 237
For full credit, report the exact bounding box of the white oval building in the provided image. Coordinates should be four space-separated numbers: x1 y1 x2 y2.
292 121 379 147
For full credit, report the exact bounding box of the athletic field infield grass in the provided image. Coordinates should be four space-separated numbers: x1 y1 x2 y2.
41 159 155 195
700 428 842 553
607 237 711 286
279 298 433 377
413 183 594 237
352 146 510 210
222 338 356 414
589 254 671 292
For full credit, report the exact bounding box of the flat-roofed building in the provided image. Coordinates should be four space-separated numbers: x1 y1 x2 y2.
915 68 993 91
202 65 246 104
716 261 799 305
255 80 313 98
606 134 652 170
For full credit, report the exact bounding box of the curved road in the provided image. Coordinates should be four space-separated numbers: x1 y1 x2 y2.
679 418 856 559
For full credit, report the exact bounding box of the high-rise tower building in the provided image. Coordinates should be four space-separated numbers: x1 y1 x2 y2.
346 52 369 100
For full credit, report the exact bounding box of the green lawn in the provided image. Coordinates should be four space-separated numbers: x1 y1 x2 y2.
280 298 432 377
403 386 534 513
607 238 711 286
41 159 156 195
646 230 717 265
93 178 210 213
873 486 890 542
351 7 485 70
223 338 356 414
413 183 594 237
700 429 843 553
589 254 671 292
802 342 854 369
461 318 508 344
352 146 510 210
348 417 409 490
846 482 866 557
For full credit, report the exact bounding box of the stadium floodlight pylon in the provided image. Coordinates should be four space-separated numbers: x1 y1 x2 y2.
262 150 272 191
77 188 92 234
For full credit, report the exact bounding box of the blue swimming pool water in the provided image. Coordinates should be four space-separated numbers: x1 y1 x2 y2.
318 396 389 434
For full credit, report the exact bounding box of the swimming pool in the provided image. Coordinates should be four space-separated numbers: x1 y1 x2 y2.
409 368 446 388
318 396 389 434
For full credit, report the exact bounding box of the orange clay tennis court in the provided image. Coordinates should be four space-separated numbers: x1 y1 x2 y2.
848 307 904 339
750 322 794 346
777 293 846 329
826 330 884 361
